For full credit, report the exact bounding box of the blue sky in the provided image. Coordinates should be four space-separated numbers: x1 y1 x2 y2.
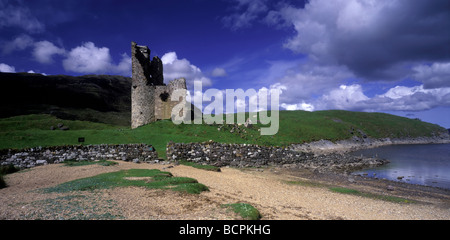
1 0 450 128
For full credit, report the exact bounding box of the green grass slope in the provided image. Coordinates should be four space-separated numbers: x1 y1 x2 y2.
0 111 446 159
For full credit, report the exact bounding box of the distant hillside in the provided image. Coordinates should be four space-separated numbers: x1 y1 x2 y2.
0 72 131 126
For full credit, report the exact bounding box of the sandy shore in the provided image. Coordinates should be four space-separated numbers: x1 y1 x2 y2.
1 160 449 220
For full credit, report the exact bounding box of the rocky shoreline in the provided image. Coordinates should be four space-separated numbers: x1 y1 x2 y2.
291 135 450 154
287 135 450 194
166 141 388 173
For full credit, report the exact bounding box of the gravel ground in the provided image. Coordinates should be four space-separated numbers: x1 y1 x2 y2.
1 161 449 220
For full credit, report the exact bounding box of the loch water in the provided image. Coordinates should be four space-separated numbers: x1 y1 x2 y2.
351 143 450 189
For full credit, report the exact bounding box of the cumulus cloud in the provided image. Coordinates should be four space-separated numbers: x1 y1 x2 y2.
313 84 450 112
315 84 370 111
266 60 354 105
63 42 111 73
0 63 15 73
32 40 66 64
412 62 450 89
115 53 132 76
62 42 131 76
281 102 314 111
161 51 212 87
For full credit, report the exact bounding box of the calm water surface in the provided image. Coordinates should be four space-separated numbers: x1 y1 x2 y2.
351 143 450 189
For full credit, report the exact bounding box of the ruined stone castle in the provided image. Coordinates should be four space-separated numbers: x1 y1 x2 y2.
131 41 185 128
131 42 198 129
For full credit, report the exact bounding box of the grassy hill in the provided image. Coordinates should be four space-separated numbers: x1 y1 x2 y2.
0 111 446 159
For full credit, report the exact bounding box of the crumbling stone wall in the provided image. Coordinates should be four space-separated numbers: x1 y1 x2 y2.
131 41 189 128
166 141 388 172
0 144 158 169
166 141 313 168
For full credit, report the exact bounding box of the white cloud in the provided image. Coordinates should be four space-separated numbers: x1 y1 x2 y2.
32 40 66 64
211 67 227 77
26 70 47 75
161 51 212 87
375 85 450 111
0 63 15 73
316 84 370 110
412 62 450 89
161 52 177 65
63 42 111 73
62 42 130 76
266 61 354 105
281 102 314 111
116 53 132 76
2 36 131 75
312 84 450 112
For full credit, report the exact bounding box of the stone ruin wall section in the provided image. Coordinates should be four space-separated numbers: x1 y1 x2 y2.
154 78 188 120
154 85 172 120
131 42 155 129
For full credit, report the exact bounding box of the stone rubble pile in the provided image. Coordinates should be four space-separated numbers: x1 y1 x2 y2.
0 144 158 169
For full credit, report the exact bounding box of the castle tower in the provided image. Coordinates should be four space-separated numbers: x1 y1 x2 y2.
131 42 157 129
131 41 191 129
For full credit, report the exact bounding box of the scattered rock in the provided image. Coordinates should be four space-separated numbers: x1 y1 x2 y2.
35 160 47 165
244 118 253 128
387 185 395 191
332 118 342 123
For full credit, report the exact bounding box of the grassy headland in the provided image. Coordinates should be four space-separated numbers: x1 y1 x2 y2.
0 110 446 159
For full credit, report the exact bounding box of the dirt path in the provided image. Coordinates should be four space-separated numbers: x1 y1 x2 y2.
1 161 449 220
